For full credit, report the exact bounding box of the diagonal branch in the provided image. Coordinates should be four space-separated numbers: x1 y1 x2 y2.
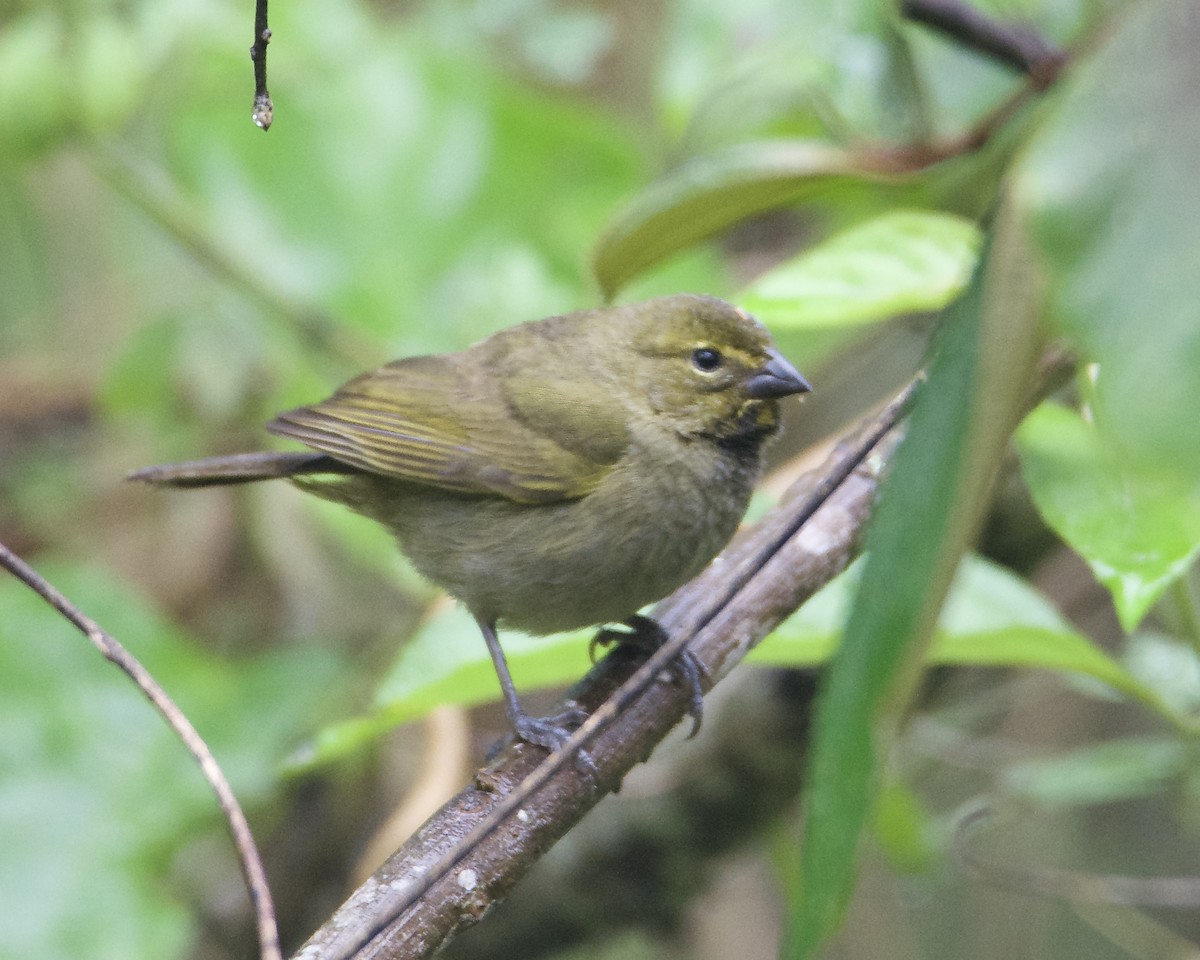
443 669 822 960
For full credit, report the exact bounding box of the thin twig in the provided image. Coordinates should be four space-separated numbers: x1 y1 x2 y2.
250 0 273 129
855 76 1037 172
901 0 1067 87
955 804 1200 908
851 47 1062 176
0 544 282 960
294 384 917 960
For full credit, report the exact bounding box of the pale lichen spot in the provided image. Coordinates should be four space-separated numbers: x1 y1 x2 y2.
457 868 479 891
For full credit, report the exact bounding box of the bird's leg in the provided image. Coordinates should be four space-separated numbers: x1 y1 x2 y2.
476 618 594 776
590 614 707 737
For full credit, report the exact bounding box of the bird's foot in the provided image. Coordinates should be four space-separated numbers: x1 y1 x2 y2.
505 703 597 780
590 614 707 737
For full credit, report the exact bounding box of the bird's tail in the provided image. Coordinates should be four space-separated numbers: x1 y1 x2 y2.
128 451 351 488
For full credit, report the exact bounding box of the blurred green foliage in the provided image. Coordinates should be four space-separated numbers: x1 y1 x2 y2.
0 564 344 959
2 0 1199 957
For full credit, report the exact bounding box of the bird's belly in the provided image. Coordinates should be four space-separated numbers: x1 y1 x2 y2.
493 492 739 634
312 448 758 635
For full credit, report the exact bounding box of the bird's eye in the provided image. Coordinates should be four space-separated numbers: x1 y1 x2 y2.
691 347 723 372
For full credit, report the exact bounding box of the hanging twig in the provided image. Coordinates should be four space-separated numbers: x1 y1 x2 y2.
250 0 274 129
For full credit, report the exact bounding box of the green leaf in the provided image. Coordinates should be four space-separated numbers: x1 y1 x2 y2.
784 203 1042 959
1123 631 1200 716
741 209 981 329
371 607 590 711
1016 0 1200 487
759 555 1075 668
931 556 1144 700
320 551 1092 771
592 140 904 298
1016 402 1200 631
757 555 1171 718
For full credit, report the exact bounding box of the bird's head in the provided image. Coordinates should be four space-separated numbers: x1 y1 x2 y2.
616 294 810 444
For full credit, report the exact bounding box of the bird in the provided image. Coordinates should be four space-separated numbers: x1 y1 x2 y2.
130 294 810 759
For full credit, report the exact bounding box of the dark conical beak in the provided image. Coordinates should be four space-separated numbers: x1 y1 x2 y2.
744 348 812 399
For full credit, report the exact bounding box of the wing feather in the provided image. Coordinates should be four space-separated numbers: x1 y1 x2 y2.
267 343 629 503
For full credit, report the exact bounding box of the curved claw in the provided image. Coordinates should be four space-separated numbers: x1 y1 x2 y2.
669 648 707 739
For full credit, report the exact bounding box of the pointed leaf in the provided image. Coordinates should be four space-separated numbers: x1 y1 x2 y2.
593 140 904 298
742 209 981 329
1017 402 1200 631
1002 736 1188 808
784 203 1041 959
757 555 1169 717
1017 0 1200 488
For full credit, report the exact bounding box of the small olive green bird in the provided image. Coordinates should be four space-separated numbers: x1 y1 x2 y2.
131 294 809 755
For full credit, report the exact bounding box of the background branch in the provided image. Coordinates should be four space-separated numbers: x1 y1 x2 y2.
901 0 1067 85
956 806 1200 908
0 544 282 960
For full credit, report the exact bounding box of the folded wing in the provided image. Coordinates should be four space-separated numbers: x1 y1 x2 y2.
267 351 629 504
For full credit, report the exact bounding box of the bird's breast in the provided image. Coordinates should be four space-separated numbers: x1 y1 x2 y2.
312 435 763 636
473 434 760 633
